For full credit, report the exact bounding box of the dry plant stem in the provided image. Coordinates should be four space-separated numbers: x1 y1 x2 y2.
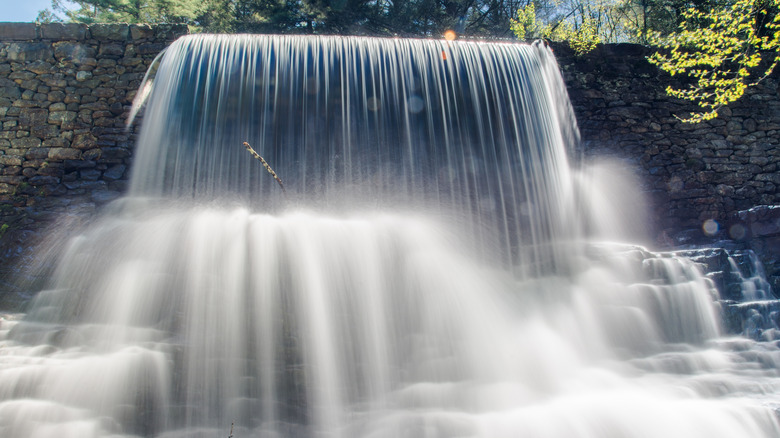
228 422 234 438
243 142 288 196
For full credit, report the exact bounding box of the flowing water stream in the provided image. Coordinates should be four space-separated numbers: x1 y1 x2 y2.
1 35 779 438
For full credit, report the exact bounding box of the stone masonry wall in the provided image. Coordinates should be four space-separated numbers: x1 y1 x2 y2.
552 42 780 244
0 23 188 235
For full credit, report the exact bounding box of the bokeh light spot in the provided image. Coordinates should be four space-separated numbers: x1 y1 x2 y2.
444 30 457 41
702 219 719 236
408 96 424 113
667 176 683 192
729 223 747 240
366 96 380 111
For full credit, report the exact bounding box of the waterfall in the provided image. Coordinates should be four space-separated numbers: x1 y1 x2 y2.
129 35 579 268
1 35 779 438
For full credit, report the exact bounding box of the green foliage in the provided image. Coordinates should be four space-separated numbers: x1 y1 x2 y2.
510 1 602 55
550 16 602 54
648 0 780 122
509 3 540 40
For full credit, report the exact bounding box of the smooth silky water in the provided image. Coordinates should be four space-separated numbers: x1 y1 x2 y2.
1 35 779 437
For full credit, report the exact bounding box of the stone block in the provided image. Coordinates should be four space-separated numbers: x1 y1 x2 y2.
31 124 59 139
98 43 124 57
130 25 154 40
97 147 129 159
118 57 143 67
0 23 37 40
47 90 65 102
0 87 22 99
72 133 97 150
79 168 101 180
48 147 81 161
18 108 48 127
20 79 42 91
48 111 77 125
103 164 126 180
93 88 115 98
2 166 21 176
52 42 97 65
40 76 67 88
75 71 93 82
89 24 129 41
25 148 49 159
63 159 95 170
6 42 53 62
0 175 24 185
29 175 60 186
97 59 117 69
82 148 102 161
25 60 53 75
10 137 41 149
40 23 88 40
137 43 166 55
0 155 22 166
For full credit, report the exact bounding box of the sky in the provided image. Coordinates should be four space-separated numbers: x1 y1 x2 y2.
0 0 72 22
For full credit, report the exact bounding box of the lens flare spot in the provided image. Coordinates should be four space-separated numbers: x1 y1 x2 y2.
667 176 683 192
519 202 533 217
729 223 747 240
408 96 424 113
366 96 380 111
444 30 457 41
479 197 496 212
702 219 719 236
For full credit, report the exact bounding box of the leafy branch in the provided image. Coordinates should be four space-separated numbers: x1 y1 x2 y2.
647 0 780 122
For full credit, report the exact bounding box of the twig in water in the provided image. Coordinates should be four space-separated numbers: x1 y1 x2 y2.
228 422 234 438
243 141 287 196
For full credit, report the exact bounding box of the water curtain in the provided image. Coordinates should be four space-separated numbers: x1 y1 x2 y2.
130 35 579 268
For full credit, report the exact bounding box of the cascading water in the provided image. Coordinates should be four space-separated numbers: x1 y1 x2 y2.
1 35 779 438
128 35 579 269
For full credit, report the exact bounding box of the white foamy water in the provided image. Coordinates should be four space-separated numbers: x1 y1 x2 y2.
1 35 779 437
2 207 780 437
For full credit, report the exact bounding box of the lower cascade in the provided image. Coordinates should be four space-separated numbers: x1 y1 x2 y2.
1 35 780 438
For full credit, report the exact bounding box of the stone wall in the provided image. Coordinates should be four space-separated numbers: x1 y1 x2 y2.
552 42 780 243
0 22 188 235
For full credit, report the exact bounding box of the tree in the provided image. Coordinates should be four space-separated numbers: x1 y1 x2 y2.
509 1 602 54
35 9 62 23
619 0 729 43
40 0 551 37
648 0 780 122
43 0 202 25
